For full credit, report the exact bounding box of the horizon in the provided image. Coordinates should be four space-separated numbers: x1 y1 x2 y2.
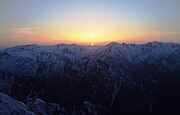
0 0 180 48
0 40 180 50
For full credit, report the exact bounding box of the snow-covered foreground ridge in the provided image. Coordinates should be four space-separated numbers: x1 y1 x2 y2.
0 41 179 77
0 92 34 114
0 92 66 115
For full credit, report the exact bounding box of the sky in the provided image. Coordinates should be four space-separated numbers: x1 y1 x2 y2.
0 0 180 48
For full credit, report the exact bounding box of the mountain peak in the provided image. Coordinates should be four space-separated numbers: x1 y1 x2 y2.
147 41 162 45
107 42 120 46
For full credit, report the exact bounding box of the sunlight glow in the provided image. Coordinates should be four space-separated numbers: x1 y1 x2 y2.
0 0 180 47
91 43 94 46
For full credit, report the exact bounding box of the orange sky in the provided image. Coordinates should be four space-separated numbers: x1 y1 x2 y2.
0 0 180 48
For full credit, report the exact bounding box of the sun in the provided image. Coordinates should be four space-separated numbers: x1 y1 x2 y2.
91 43 94 46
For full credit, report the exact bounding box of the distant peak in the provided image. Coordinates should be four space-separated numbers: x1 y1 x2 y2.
26 44 38 47
56 43 66 46
148 41 162 44
107 42 120 46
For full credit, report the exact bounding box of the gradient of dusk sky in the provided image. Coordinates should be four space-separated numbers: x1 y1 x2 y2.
0 0 180 48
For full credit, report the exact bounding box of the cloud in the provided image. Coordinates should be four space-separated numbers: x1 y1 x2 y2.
153 31 180 35
0 28 56 47
3 28 40 36
0 27 75 48
1 28 51 40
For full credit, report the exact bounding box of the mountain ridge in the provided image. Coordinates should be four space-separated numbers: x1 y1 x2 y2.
0 41 180 114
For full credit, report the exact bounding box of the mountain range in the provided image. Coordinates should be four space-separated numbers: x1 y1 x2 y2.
0 41 180 115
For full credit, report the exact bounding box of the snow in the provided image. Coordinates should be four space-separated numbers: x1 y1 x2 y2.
0 41 179 114
0 93 65 115
0 92 35 115
27 98 49 115
0 41 179 77
94 41 180 65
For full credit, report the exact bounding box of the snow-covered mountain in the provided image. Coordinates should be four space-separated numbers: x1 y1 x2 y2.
0 41 179 77
0 41 180 115
0 43 102 77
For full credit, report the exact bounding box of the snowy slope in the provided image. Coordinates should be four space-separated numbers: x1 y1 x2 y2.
0 41 179 77
94 41 180 65
0 92 35 115
0 44 98 77
0 92 66 115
